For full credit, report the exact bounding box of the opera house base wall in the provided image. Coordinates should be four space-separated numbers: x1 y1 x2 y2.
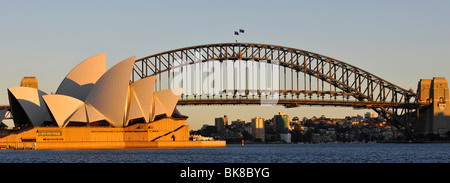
0 118 226 150
0 141 226 150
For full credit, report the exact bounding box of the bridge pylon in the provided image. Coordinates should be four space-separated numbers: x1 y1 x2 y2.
416 77 450 137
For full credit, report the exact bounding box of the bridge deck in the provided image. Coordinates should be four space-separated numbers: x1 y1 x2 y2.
177 99 425 109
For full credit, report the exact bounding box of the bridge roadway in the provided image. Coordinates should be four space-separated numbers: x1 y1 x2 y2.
176 89 426 108
177 98 424 109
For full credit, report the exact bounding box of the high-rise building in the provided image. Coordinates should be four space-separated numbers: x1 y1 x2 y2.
215 115 228 132
273 112 290 133
364 112 377 119
251 117 265 142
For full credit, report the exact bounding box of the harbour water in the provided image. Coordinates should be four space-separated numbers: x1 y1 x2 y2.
0 143 449 163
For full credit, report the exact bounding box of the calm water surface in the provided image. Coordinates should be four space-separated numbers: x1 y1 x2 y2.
0 143 449 163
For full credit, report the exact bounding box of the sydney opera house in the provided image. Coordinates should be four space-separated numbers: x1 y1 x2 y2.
0 54 225 149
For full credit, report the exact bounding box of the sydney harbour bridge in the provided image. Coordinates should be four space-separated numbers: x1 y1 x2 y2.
130 42 445 139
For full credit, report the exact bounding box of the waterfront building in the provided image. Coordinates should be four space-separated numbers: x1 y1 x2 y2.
1 53 225 149
364 112 377 119
215 115 228 132
191 134 214 141
273 112 290 133
244 122 252 135
280 133 291 143
231 119 245 126
251 117 265 142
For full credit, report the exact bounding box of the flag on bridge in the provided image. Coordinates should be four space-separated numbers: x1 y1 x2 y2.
239 29 245 33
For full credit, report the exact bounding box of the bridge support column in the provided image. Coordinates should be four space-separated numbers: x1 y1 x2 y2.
417 77 450 137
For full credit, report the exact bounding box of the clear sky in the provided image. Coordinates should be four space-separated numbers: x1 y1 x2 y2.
1 0 449 130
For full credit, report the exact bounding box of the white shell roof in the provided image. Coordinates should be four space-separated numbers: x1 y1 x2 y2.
8 87 51 127
84 56 136 127
56 53 106 101
126 91 145 124
152 88 183 121
126 75 157 124
0 109 7 124
66 103 87 125
42 94 83 127
85 103 110 125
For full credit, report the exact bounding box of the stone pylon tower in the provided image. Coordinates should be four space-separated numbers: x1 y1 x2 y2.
417 77 450 137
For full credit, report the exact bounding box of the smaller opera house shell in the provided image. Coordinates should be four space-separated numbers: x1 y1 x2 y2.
2 54 225 149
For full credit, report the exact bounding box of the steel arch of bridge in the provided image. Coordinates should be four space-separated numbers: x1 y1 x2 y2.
132 43 426 138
